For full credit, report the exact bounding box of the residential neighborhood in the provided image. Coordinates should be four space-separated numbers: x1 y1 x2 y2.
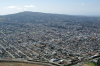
0 12 100 66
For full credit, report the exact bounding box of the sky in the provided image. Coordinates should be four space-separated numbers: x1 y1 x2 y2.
0 0 100 16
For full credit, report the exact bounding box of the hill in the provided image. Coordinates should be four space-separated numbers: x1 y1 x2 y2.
0 11 99 24
0 11 100 66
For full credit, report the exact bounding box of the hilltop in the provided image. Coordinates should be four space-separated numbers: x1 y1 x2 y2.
0 11 99 24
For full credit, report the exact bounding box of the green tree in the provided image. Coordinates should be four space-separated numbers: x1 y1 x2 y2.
97 58 100 66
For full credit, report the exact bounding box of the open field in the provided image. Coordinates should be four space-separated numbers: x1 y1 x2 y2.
0 62 45 66
83 62 96 66
0 59 52 66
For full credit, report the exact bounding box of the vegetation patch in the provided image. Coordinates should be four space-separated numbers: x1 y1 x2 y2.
86 62 96 66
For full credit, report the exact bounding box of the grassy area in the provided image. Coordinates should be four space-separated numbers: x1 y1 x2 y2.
31 32 36 34
86 62 96 66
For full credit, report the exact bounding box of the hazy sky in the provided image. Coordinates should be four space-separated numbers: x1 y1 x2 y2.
0 0 100 16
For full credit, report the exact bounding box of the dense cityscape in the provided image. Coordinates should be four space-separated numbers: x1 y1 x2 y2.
0 12 100 66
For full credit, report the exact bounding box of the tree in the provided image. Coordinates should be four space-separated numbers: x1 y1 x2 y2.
97 58 100 66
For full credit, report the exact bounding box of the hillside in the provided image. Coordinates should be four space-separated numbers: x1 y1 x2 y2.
0 11 100 66
0 11 99 24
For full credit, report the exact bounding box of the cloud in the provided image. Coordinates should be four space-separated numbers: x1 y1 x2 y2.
4 5 35 10
25 5 35 8
7 6 17 9
17 8 22 10
24 8 27 10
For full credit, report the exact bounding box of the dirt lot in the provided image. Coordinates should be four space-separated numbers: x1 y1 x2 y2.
83 64 89 66
0 62 49 66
